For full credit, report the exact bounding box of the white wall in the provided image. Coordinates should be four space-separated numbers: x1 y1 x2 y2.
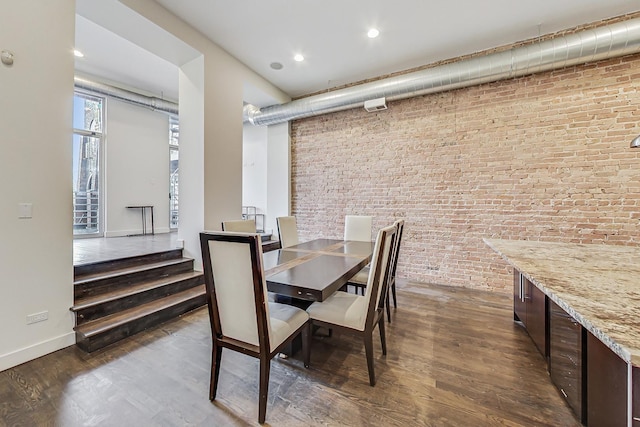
242 122 291 237
105 99 170 236
0 0 292 372
0 0 76 371
120 0 292 260
178 56 205 269
243 124 268 221
266 122 292 237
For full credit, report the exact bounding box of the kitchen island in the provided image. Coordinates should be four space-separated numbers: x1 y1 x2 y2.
485 238 640 427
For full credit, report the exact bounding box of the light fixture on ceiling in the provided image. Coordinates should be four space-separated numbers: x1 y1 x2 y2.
294 54 304 62
367 28 380 38
73 49 84 58
364 97 387 112
631 134 640 148
270 62 283 70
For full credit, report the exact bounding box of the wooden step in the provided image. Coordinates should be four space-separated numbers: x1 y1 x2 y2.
71 271 204 325
74 249 184 279
74 257 195 299
74 285 207 353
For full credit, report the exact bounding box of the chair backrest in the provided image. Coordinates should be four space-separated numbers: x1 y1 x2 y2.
389 219 405 280
276 216 299 248
199 231 272 352
344 215 373 242
362 224 397 329
221 219 256 233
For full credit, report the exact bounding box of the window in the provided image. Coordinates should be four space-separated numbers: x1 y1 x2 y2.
169 115 179 229
73 92 104 236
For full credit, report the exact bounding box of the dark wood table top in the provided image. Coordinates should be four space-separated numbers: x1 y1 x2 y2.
263 239 374 302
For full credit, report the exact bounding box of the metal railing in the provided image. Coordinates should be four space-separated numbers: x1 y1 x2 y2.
170 168 179 228
73 191 99 233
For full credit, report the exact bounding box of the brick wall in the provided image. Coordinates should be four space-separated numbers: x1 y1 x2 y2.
291 53 640 294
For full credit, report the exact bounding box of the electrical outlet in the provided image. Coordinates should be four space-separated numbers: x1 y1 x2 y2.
27 311 48 324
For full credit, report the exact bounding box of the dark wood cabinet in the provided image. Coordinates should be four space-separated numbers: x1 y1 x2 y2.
513 270 547 359
512 268 637 426
634 367 640 427
513 270 527 323
587 331 627 427
527 279 547 358
549 300 585 423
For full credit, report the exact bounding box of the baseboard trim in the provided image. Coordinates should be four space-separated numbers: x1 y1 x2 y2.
0 332 76 372
105 228 171 238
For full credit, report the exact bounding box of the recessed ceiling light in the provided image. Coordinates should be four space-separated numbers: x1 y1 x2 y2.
294 54 304 62
270 62 283 70
367 28 380 38
73 49 84 58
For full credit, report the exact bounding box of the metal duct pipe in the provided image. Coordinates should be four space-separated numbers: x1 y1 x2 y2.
74 76 178 115
244 17 640 126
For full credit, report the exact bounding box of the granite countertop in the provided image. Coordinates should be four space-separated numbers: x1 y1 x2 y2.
484 238 640 366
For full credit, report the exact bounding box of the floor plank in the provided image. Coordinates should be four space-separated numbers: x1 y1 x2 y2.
0 281 581 426
74 234 179 266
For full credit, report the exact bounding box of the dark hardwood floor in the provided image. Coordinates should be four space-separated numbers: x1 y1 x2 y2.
73 234 179 266
0 280 580 426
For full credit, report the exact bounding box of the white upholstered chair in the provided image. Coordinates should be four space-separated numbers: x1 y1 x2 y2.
221 219 256 232
199 231 310 424
344 215 373 242
307 223 397 386
276 216 299 248
347 219 405 322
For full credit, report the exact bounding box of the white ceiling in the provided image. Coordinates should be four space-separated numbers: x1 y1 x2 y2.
75 14 181 101
76 0 640 104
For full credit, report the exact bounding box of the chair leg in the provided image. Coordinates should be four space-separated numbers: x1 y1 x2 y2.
258 357 271 424
364 334 376 386
385 289 391 323
302 322 311 368
391 278 397 308
210 342 223 400
379 316 387 356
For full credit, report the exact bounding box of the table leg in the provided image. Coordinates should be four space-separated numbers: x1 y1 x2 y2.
126 206 155 237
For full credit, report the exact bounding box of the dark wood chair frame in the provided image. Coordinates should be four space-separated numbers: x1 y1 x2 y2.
347 219 404 323
388 219 404 310
199 232 311 424
310 224 397 386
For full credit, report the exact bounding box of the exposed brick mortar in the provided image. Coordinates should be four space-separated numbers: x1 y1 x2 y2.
291 53 640 293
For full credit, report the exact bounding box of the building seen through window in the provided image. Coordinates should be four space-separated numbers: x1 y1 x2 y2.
72 93 104 236
169 115 179 229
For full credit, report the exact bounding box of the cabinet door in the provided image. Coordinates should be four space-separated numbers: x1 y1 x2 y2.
526 281 547 358
587 332 627 427
549 300 584 422
634 366 640 427
513 270 547 359
513 271 526 322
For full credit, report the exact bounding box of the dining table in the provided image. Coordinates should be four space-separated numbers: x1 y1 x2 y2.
263 238 374 302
